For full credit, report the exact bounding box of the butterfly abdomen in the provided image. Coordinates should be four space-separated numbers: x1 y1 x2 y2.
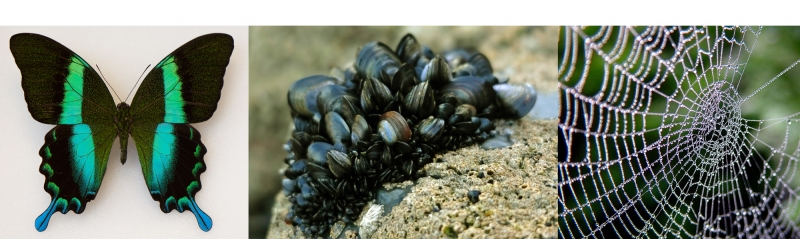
115 103 132 164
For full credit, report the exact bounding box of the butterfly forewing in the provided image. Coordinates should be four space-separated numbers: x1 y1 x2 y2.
10 33 117 125
129 33 233 124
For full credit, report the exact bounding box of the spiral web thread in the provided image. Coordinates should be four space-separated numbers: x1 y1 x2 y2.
558 26 800 238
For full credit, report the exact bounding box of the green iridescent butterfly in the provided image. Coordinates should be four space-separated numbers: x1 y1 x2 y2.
9 33 234 232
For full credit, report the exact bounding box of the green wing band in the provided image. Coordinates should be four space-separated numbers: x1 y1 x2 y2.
158 55 188 123
59 55 90 124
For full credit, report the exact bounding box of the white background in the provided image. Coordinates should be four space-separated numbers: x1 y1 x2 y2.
0 27 248 238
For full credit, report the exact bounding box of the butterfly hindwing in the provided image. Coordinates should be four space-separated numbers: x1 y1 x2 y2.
34 124 116 231
131 123 212 231
10 33 117 125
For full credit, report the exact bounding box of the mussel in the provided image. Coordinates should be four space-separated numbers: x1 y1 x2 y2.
377 111 411 146
416 116 445 143
493 83 537 118
402 81 435 119
421 56 452 89
396 33 422 65
326 150 352 178
356 42 402 86
440 76 496 111
360 77 394 114
323 112 350 145
349 115 372 151
288 75 337 118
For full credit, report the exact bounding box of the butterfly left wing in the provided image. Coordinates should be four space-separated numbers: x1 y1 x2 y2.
10 33 119 232
128 33 233 231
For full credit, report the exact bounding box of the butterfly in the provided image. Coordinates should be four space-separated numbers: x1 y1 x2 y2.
9 33 234 232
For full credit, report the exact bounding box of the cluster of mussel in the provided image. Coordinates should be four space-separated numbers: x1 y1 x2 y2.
280 33 536 237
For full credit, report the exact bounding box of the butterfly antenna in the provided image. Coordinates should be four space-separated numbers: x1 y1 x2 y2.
126 64 151 102
96 64 123 103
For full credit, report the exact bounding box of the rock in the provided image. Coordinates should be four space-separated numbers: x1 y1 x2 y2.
266 119 557 239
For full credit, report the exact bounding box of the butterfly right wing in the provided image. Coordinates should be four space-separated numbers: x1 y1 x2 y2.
127 33 232 231
10 33 118 231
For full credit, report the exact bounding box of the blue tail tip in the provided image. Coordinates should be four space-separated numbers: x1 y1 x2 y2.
188 199 212 232
35 201 58 232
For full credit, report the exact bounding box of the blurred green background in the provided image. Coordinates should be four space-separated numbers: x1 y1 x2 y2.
249 26 557 238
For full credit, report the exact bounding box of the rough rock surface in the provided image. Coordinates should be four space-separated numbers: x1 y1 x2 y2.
267 119 557 238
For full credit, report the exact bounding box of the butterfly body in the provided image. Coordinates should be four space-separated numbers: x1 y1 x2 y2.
115 102 133 164
10 33 233 232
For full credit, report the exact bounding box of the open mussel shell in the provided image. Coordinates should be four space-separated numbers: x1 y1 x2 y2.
440 76 496 111
356 42 402 85
378 111 411 146
402 81 435 119
288 75 337 118
493 83 537 118
421 56 452 89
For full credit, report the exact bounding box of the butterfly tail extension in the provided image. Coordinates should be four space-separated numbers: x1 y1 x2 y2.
184 196 212 231
34 198 59 232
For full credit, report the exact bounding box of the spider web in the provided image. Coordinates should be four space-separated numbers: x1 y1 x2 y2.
558 26 800 239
